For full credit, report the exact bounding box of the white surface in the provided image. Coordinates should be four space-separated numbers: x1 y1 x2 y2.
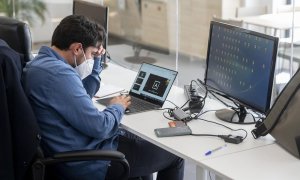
241 12 300 31
31 1 72 43
95 82 126 98
203 143 300 180
276 71 291 84
93 62 280 180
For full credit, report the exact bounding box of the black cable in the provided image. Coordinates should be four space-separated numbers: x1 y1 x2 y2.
182 79 208 114
193 79 207 93
158 107 174 111
191 79 208 101
199 78 238 108
105 50 111 61
222 107 256 124
249 109 265 120
201 87 257 124
191 133 220 137
197 80 208 101
193 117 248 140
188 104 206 118
161 79 247 140
208 88 239 107
180 99 190 109
206 88 236 109
248 112 257 123
197 78 213 99
191 132 246 143
194 109 219 118
162 111 176 121
165 100 179 108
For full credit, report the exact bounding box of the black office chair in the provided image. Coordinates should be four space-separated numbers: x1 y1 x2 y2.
0 39 129 180
0 16 33 63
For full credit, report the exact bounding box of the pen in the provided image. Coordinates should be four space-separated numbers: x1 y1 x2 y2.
93 90 126 99
205 144 227 156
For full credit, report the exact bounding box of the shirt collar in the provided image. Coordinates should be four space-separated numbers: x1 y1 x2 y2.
38 46 68 64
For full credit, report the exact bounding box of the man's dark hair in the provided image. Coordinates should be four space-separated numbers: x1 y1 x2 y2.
51 15 105 51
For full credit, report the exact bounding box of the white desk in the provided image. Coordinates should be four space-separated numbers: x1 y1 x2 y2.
203 143 300 180
240 12 300 36
94 62 281 180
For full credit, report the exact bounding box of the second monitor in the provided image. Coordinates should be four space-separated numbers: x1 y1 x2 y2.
204 21 279 124
73 0 108 63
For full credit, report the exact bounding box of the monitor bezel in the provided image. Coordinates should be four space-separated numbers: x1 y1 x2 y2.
204 21 279 114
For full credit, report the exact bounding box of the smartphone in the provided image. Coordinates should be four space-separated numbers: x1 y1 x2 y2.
154 126 192 137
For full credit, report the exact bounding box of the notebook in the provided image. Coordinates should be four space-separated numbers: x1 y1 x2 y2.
97 63 178 114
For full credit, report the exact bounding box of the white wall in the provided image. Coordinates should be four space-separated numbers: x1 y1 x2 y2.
31 0 105 43
31 0 72 43
84 0 103 4
245 0 272 12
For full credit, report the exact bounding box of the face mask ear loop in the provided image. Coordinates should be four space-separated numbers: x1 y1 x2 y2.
74 55 78 67
82 48 87 62
81 48 92 72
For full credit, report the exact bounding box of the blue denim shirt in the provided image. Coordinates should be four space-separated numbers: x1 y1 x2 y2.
22 46 124 179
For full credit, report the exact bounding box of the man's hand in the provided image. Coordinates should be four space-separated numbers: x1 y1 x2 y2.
95 45 106 58
109 95 131 110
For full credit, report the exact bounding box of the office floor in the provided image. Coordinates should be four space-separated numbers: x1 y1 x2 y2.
107 44 206 88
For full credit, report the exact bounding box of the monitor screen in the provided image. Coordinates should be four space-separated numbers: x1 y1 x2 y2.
73 0 108 61
204 21 278 116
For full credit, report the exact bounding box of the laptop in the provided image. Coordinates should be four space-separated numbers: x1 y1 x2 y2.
97 63 178 114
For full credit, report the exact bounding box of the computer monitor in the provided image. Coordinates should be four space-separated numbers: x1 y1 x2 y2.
204 21 279 124
73 0 108 63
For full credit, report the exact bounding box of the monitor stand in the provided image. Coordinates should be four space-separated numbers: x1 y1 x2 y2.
215 106 255 124
124 45 156 64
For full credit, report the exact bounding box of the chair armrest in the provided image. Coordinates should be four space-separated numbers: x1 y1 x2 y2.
32 150 129 180
43 150 127 164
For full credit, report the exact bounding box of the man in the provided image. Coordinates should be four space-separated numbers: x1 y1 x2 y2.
22 15 184 180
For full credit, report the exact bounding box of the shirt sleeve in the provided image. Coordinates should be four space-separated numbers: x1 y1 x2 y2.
82 56 104 98
47 65 123 139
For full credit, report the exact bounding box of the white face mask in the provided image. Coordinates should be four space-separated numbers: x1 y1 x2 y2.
74 49 94 79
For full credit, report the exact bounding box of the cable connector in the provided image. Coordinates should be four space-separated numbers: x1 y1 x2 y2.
218 135 244 144
172 109 190 121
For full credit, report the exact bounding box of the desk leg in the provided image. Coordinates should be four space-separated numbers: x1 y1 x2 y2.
215 174 225 180
196 166 231 180
196 166 208 180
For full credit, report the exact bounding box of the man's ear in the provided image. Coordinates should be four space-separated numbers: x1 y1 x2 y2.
69 42 82 55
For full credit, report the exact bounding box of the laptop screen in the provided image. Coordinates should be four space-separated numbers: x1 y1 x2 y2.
129 63 178 106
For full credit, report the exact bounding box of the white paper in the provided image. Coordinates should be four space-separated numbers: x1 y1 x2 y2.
95 83 126 98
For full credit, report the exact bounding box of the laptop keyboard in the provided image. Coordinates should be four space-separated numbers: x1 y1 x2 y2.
128 96 158 113
97 96 159 114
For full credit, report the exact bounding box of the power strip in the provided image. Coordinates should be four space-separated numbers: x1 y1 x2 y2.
184 85 201 101
184 85 203 113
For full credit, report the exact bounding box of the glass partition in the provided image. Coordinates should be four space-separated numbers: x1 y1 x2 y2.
2 0 298 88
1 0 298 178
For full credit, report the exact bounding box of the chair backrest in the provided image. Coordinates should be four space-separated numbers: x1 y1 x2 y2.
0 17 33 63
0 39 40 180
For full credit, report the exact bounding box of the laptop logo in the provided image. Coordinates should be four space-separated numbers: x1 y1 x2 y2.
152 81 160 90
